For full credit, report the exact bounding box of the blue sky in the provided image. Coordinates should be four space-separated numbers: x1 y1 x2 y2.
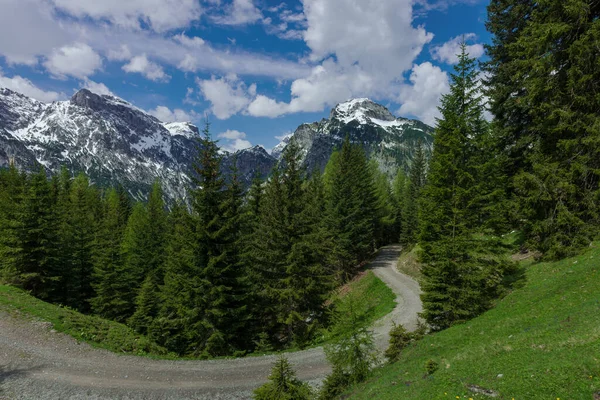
0 0 490 152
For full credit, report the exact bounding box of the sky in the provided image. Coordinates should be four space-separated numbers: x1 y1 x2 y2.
0 0 490 153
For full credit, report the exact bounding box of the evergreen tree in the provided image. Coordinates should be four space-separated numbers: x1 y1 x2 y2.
370 161 396 247
419 43 515 330
153 202 200 355
90 188 130 321
254 356 313 400
324 137 378 280
0 164 26 285
402 140 427 245
15 168 60 299
188 122 247 356
487 0 600 258
63 173 99 310
391 169 408 242
117 202 150 319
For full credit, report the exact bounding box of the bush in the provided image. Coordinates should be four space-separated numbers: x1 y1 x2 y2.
318 366 351 400
384 322 426 363
254 356 313 400
425 359 439 375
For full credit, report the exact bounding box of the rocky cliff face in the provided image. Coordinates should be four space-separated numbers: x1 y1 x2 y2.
0 89 432 200
272 98 434 176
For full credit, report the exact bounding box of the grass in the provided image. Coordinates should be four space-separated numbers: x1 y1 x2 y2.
325 271 397 338
0 285 169 357
396 244 423 282
0 270 396 360
347 244 600 399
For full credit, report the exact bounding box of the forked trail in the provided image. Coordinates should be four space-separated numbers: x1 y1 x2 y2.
0 245 421 400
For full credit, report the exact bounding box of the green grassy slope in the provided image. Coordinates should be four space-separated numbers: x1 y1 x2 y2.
0 285 168 356
349 246 600 399
0 270 396 359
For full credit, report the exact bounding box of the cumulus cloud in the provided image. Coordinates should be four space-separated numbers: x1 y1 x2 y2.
217 129 253 152
81 79 115 96
430 33 485 64
0 0 69 66
197 75 256 119
148 105 197 122
0 0 309 81
0 70 65 102
397 62 450 125
50 0 202 32
44 43 102 79
122 54 170 82
222 0 435 119
212 0 262 26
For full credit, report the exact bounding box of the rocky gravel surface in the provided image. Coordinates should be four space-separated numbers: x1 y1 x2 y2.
0 245 421 400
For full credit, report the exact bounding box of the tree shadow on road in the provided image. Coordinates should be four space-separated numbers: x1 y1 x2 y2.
0 364 43 397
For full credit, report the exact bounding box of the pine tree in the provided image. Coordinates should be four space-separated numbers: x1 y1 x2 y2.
15 168 60 299
391 169 408 242
187 122 247 356
0 164 26 284
62 173 99 310
419 43 515 330
153 202 200 355
90 188 130 321
402 140 427 245
254 356 313 400
371 161 396 247
117 202 150 319
488 0 600 258
324 137 378 279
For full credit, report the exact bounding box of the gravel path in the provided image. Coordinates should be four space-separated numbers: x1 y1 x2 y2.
0 245 421 400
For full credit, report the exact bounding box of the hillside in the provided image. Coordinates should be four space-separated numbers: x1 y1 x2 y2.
347 246 600 399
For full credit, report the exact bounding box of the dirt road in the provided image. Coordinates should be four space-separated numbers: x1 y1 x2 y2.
0 245 421 400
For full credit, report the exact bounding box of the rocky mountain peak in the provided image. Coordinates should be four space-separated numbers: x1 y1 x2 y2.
330 98 397 124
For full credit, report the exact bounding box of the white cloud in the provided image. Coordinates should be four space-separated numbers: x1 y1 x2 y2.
0 0 69 66
247 95 289 117
148 105 197 122
122 54 170 82
106 44 131 61
197 75 256 119
212 0 262 26
0 0 309 81
303 0 433 80
397 62 450 125
44 43 102 79
430 33 485 64
217 129 253 152
0 70 65 102
50 0 202 32
81 79 115 96
221 0 436 119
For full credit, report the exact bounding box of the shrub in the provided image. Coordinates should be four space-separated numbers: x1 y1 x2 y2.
384 322 427 363
253 356 313 400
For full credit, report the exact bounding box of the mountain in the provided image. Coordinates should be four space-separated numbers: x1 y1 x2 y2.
271 98 434 176
0 89 432 200
0 88 273 200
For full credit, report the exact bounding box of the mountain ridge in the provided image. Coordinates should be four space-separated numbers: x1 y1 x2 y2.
0 88 433 200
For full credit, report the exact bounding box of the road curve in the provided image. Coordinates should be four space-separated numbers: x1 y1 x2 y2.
0 245 422 400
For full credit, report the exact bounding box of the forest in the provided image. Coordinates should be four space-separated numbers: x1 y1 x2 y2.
0 0 598 376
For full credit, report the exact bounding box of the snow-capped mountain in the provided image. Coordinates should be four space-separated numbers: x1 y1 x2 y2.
271 98 434 176
1 89 432 201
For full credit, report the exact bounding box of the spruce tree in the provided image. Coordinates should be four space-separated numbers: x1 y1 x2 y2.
419 43 515 330
0 164 26 285
63 173 99 310
16 168 60 299
324 137 377 280
487 0 600 258
90 188 130 321
402 140 427 245
153 202 200 355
